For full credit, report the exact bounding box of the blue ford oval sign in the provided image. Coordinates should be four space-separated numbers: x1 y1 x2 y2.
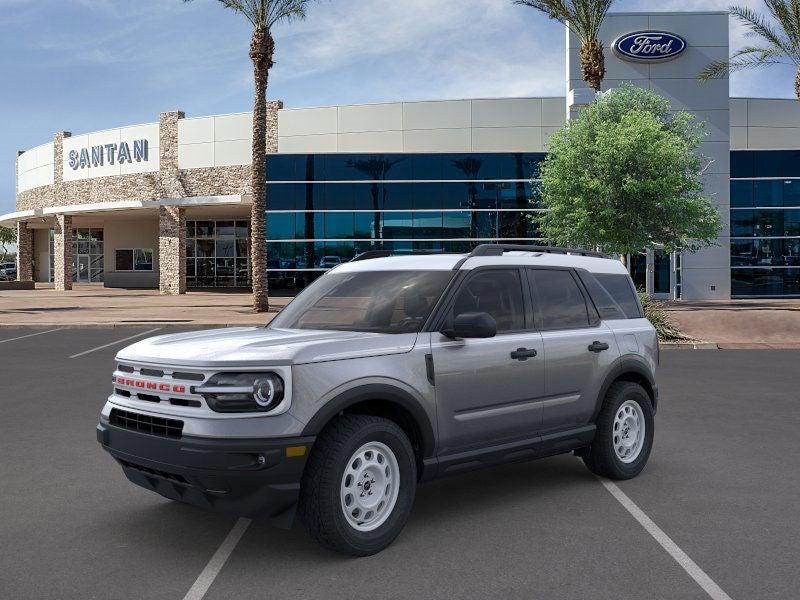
613 31 687 62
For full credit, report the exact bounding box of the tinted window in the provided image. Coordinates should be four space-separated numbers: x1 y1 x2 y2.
594 273 642 319
448 269 525 332
577 272 626 320
530 269 590 329
270 270 453 333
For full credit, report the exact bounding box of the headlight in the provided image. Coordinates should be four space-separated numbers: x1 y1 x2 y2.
194 372 285 413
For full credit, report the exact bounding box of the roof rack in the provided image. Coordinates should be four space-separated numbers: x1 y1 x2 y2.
468 243 608 259
350 249 447 262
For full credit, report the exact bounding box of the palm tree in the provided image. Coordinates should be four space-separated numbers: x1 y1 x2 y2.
186 0 314 312
515 0 615 92
348 157 404 244
699 2 800 101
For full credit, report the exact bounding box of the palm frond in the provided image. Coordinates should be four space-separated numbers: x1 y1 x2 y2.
764 0 800 46
730 5 800 64
699 46 789 80
515 0 615 43
192 0 311 30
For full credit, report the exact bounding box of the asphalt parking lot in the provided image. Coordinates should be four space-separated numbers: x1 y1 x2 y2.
1 327 798 600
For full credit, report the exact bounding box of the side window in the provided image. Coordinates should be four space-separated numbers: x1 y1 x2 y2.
594 273 643 319
449 269 525 332
577 271 627 320
529 269 590 330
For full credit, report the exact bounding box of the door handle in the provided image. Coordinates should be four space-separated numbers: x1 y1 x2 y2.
510 347 538 361
588 341 610 353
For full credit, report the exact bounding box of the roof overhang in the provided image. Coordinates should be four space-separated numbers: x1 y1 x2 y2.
0 194 245 227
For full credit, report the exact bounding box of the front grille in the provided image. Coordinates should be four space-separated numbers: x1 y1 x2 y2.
109 408 183 439
118 459 188 484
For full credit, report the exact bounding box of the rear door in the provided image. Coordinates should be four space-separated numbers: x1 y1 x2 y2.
431 267 545 455
527 268 619 433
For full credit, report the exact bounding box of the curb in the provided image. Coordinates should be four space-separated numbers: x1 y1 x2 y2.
661 341 719 350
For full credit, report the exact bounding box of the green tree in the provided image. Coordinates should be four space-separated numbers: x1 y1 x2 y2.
0 226 15 263
699 2 800 100
514 0 615 92
185 0 315 311
537 84 722 264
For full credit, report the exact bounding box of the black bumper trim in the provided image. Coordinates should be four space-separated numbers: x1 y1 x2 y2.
97 422 315 528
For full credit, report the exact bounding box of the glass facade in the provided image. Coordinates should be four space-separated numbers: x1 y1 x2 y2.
47 228 105 283
731 151 800 296
186 220 251 288
264 153 546 290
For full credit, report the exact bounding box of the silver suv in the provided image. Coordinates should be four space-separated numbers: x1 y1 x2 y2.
97 244 658 556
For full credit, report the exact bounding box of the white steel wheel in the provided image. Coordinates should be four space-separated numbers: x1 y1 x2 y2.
613 400 646 463
340 441 400 532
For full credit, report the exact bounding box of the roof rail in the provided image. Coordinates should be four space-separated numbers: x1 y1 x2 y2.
460 243 608 263
350 249 448 262
350 250 394 262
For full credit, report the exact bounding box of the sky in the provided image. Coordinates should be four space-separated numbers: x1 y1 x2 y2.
1 0 797 215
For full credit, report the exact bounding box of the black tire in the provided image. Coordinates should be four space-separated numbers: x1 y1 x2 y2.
298 414 417 556
582 381 654 480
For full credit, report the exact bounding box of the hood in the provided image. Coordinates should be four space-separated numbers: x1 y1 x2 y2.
115 327 418 368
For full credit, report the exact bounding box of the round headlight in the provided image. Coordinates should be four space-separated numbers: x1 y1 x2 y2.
254 378 276 407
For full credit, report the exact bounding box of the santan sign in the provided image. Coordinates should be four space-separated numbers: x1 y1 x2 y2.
67 139 149 170
613 31 687 62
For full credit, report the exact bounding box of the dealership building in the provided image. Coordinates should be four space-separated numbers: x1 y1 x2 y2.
4 10 800 299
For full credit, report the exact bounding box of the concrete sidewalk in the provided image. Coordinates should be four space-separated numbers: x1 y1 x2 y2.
0 284 288 327
2 285 800 348
665 299 800 348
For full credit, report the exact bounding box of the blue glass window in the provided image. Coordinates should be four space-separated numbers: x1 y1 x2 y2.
411 182 442 210
355 213 377 239
382 183 413 210
412 154 442 180
754 180 783 207
413 212 443 238
443 212 472 237
783 180 800 207
324 213 355 239
266 155 297 181
730 181 754 208
730 151 754 178
267 184 298 210
441 183 470 209
382 212 413 239
324 183 354 210
754 151 783 178
266 213 295 240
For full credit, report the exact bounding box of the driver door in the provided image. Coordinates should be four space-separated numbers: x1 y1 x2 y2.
430 267 545 455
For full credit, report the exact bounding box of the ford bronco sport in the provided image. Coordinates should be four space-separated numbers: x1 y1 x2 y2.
97 244 658 556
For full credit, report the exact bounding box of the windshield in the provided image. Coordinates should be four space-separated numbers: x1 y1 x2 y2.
269 270 454 334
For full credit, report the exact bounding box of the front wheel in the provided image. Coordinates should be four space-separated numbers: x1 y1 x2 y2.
298 414 417 556
582 381 654 480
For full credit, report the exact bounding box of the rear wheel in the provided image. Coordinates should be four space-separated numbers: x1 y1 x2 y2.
299 414 416 556
582 381 654 480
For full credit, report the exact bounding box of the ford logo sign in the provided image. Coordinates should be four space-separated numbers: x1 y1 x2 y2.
613 31 687 62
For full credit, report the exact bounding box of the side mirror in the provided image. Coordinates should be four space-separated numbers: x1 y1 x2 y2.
442 312 497 339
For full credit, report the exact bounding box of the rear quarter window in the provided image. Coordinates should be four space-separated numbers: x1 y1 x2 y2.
591 273 643 319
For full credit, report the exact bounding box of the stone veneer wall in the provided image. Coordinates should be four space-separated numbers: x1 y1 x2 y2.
53 214 73 291
158 206 186 294
16 221 33 281
16 102 283 211
15 102 282 293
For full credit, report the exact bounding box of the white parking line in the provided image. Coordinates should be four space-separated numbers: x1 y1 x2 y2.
182 518 252 600
597 477 734 600
0 328 63 345
68 328 162 359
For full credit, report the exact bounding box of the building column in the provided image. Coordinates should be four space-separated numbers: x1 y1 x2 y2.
53 214 73 291
159 205 186 295
16 221 33 282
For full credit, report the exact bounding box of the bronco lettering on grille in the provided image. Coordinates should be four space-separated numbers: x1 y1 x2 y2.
112 376 186 394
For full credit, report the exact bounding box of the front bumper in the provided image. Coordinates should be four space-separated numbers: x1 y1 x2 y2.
97 421 315 528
